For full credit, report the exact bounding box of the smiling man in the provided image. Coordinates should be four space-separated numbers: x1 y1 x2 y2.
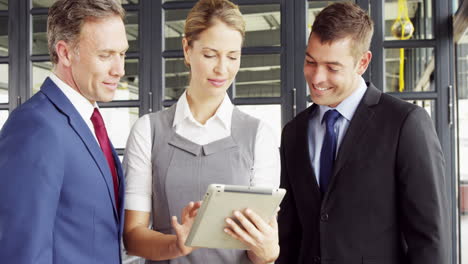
0 0 128 263
277 3 449 264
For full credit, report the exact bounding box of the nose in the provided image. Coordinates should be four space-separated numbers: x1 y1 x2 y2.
110 55 125 78
214 57 228 75
305 64 326 85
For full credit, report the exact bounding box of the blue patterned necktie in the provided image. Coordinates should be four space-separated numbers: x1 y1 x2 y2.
319 110 341 195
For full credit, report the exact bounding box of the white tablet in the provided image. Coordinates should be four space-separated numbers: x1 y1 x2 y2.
185 184 286 250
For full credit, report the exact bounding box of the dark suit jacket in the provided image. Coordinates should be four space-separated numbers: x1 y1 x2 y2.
277 83 449 264
0 78 125 264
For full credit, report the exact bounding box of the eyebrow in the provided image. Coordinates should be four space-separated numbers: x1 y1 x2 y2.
305 52 344 67
202 47 240 54
99 46 130 53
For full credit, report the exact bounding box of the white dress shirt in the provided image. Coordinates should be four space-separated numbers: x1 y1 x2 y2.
124 91 281 212
308 77 368 185
49 73 100 144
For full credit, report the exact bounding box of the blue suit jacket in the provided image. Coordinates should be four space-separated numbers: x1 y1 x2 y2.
0 78 125 263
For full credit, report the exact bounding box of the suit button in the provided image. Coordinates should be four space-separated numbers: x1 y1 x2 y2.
320 213 329 221
314 256 321 263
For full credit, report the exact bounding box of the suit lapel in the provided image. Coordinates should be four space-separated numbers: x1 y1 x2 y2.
323 84 381 202
295 105 322 200
40 78 119 222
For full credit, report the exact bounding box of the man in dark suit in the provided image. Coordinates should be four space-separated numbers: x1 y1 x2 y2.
277 3 449 264
0 0 129 263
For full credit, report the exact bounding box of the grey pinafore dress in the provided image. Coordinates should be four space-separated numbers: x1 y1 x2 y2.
146 104 260 264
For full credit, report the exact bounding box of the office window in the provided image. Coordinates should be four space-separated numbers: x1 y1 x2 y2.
0 110 7 129
100 107 139 149
456 26 468 264
164 5 280 51
236 54 280 98
0 64 7 103
0 15 7 56
384 47 434 93
0 0 7 10
240 5 280 47
384 0 433 40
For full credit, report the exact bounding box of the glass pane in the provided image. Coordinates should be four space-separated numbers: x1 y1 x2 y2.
307 1 353 38
384 47 434 93
0 16 7 56
122 0 139 4
33 0 138 8
32 15 49 55
235 54 280 98
164 57 188 100
0 0 7 10
405 99 435 122
32 12 138 55
164 9 189 51
126 12 139 53
384 0 433 40
32 59 139 100
457 32 468 264
32 61 53 95
0 110 7 130
0 64 7 103
236 105 281 145
119 59 139 100
164 5 280 50
240 5 280 47
100 107 139 149
163 0 196 2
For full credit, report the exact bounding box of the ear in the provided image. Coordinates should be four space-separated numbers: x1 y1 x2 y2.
56 40 74 67
356 51 372 75
182 37 191 67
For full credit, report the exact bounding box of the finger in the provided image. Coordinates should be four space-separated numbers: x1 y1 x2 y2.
233 210 263 239
243 208 271 233
189 202 202 218
171 215 181 232
225 217 256 246
269 215 278 229
223 227 243 242
181 201 195 223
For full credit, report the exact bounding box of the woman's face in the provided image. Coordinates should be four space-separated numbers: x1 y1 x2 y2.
183 19 243 98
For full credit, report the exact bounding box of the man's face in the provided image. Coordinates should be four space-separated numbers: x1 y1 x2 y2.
69 15 129 104
304 33 371 107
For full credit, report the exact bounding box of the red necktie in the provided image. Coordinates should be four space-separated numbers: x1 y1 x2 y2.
91 108 119 211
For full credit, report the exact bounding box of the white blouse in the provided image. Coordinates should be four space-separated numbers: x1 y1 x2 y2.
123 91 280 212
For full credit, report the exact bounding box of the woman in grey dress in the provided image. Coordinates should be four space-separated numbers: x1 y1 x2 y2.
123 0 280 263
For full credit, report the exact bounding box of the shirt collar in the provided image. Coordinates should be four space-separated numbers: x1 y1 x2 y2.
173 90 233 129
319 77 367 123
49 73 98 122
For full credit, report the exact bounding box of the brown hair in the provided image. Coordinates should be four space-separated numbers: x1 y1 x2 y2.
47 0 125 64
184 0 245 47
311 2 374 60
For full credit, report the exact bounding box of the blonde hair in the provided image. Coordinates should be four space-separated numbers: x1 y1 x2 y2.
184 0 245 47
47 0 125 64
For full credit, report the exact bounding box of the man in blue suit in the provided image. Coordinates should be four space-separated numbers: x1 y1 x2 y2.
0 0 129 263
